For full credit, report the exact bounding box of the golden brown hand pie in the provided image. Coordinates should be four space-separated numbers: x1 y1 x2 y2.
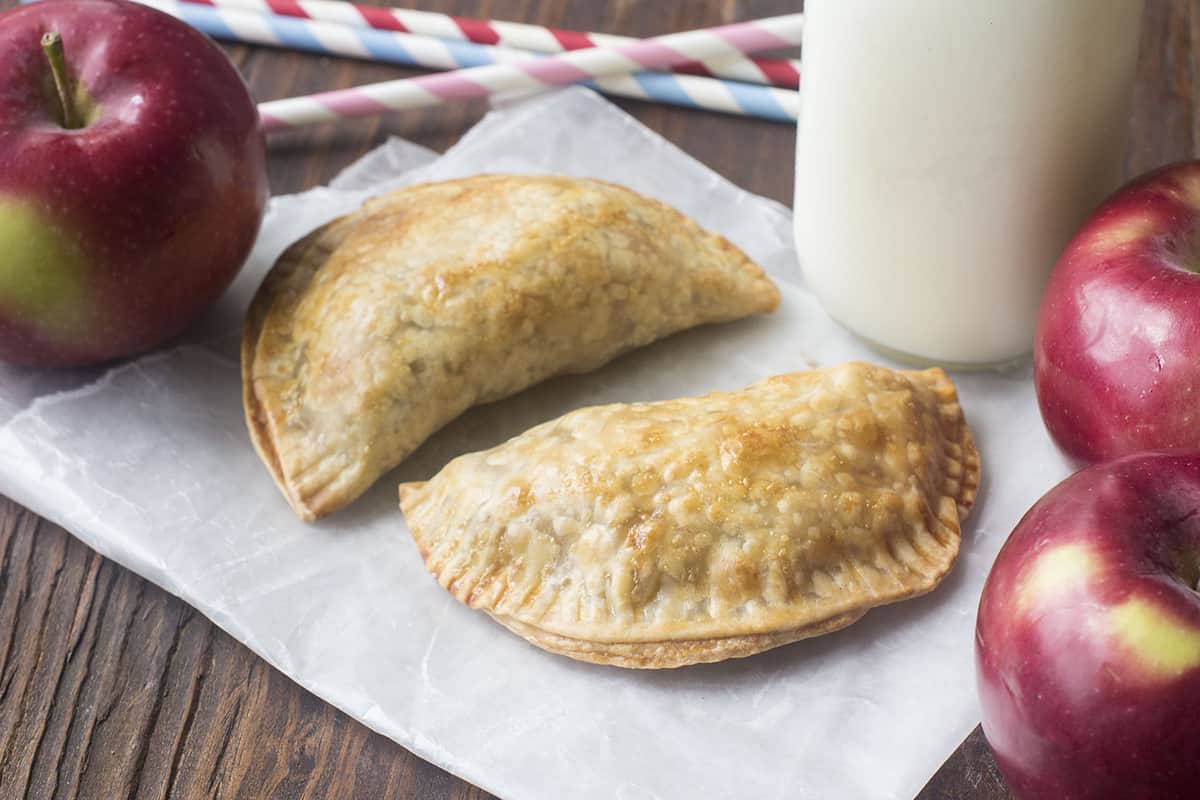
242 174 779 521
399 362 979 669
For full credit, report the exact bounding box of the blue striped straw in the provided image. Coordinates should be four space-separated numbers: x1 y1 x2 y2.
114 0 800 124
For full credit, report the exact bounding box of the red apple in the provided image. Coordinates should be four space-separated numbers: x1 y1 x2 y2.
0 0 267 367
1034 161 1200 463
976 452 1200 800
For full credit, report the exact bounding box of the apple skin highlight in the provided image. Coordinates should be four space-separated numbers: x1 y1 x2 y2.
976 452 1200 800
1034 160 1200 463
0 0 268 366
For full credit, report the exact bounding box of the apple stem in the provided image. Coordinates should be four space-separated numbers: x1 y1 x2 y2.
41 32 81 130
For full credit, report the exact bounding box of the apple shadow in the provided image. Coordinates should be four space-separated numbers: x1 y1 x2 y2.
0 361 116 422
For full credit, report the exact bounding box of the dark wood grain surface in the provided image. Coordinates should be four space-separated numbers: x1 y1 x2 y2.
0 1 1196 798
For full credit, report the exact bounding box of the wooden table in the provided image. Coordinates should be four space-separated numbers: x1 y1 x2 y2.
1 1 1196 797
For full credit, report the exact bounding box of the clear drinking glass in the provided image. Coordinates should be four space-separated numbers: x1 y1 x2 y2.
794 0 1145 368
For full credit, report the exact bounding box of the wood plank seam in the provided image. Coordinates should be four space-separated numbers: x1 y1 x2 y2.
163 627 216 799
23 545 100 800
56 559 120 800
0 515 69 797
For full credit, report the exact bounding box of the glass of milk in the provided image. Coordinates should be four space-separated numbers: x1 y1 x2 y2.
794 0 1144 368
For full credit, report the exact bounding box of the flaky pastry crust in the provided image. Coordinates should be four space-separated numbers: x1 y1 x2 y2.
400 362 979 668
242 175 779 520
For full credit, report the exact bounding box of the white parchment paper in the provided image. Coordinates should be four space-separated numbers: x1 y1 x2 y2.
0 89 1072 800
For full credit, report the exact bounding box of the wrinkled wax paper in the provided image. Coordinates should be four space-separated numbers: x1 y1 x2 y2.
0 89 1072 800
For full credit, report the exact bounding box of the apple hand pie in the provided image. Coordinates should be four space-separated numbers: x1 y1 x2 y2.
242 175 779 521
399 362 979 669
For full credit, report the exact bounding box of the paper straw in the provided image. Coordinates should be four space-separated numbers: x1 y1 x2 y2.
179 0 801 89
121 0 798 124
252 12 804 131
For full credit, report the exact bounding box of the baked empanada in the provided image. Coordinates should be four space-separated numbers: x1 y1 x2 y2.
242 175 779 521
399 362 979 669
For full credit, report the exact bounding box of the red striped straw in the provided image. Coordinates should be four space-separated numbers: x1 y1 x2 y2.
182 0 801 89
256 13 803 131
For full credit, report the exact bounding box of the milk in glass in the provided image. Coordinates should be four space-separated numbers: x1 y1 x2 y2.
794 0 1144 367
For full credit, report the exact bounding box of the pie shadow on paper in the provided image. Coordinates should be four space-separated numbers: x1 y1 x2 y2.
327 309 993 680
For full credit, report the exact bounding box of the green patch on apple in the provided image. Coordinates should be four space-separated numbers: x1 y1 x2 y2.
1110 596 1200 679
0 198 89 342
1015 542 1102 617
